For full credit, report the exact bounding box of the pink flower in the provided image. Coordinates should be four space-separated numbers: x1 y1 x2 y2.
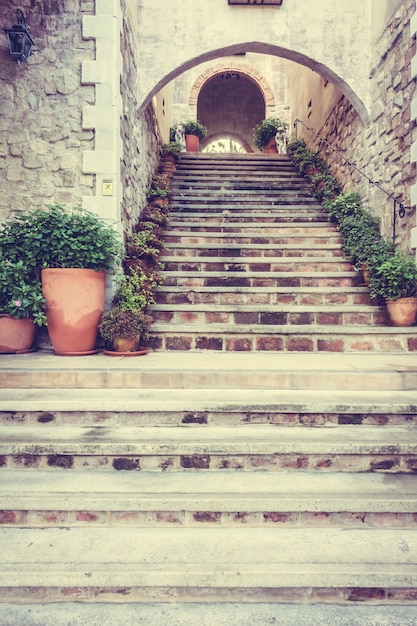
13 300 22 307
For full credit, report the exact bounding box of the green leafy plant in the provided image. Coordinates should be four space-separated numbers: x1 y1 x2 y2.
369 251 417 301
161 142 183 160
98 307 153 346
146 174 172 201
0 203 122 274
113 266 163 311
252 117 288 150
0 258 46 326
183 120 207 139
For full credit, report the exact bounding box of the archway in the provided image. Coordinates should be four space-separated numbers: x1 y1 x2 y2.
137 43 371 127
192 65 268 151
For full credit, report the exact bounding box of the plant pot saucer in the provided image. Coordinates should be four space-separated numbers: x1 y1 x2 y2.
103 348 148 357
0 347 36 355
54 349 100 356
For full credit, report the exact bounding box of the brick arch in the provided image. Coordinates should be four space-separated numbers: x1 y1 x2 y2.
188 62 275 114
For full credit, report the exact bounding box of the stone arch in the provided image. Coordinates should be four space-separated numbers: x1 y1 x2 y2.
188 63 276 114
137 43 371 127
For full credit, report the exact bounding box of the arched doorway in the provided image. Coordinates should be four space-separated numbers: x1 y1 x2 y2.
197 72 264 151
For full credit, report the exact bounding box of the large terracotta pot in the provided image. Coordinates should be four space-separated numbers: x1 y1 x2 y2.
185 134 200 152
265 138 278 154
41 268 106 355
386 297 417 327
0 315 36 353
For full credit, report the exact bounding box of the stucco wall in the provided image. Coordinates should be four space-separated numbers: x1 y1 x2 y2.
0 0 95 222
136 0 372 126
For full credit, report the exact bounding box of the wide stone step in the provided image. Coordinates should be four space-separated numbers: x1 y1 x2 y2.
162 270 362 288
149 323 417 353
149 303 387 327
1 424 416 474
2 603 417 626
2 352 417 393
163 232 343 245
161 256 353 273
155 285 371 306
164 242 345 258
164 222 337 234
1 526 417 588
167 210 327 222
2 470 417 519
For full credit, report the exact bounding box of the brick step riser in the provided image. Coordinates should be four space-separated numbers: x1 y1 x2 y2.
3 587 417 605
151 310 388 327
155 292 372 306
1 452 415 473
2 510 416 529
162 261 354 272
149 332 417 353
162 276 362 288
2 411 415 428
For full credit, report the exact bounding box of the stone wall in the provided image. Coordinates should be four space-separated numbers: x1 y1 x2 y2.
0 0 95 222
311 0 416 251
120 0 161 235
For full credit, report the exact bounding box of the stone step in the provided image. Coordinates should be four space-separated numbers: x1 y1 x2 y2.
2 603 417 626
1 526 417 588
167 210 327 222
162 270 362 288
163 232 343 245
149 323 417 353
164 222 337 234
164 242 345 258
160 257 354 273
149 304 387 327
1 424 416 473
168 199 321 209
155 285 372 306
2 470 417 520
2 351 417 392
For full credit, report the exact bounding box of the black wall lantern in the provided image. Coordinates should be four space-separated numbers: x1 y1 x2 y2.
4 9 34 63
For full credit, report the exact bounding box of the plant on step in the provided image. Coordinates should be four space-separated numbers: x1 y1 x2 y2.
146 173 172 201
0 257 47 326
287 138 327 177
98 306 153 350
161 142 183 160
252 117 288 151
0 203 122 274
369 250 417 301
310 172 341 203
140 203 169 228
113 266 163 311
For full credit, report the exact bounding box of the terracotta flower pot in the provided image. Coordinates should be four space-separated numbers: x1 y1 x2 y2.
41 268 106 355
265 138 278 154
386 297 417 327
185 134 200 152
113 336 140 352
0 315 36 354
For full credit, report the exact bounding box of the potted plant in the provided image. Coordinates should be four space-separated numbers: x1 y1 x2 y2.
0 203 122 355
253 117 288 153
175 120 207 152
98 306 153 354
124 230 164 275
369 250 417 326
160 142 183 177
0 258 47 353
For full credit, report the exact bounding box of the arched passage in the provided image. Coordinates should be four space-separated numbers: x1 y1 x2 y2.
188 63 278 151
137 43 371 127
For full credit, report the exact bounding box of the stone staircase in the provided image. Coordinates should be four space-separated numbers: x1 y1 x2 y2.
150 152 417 352
1 152 417 625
